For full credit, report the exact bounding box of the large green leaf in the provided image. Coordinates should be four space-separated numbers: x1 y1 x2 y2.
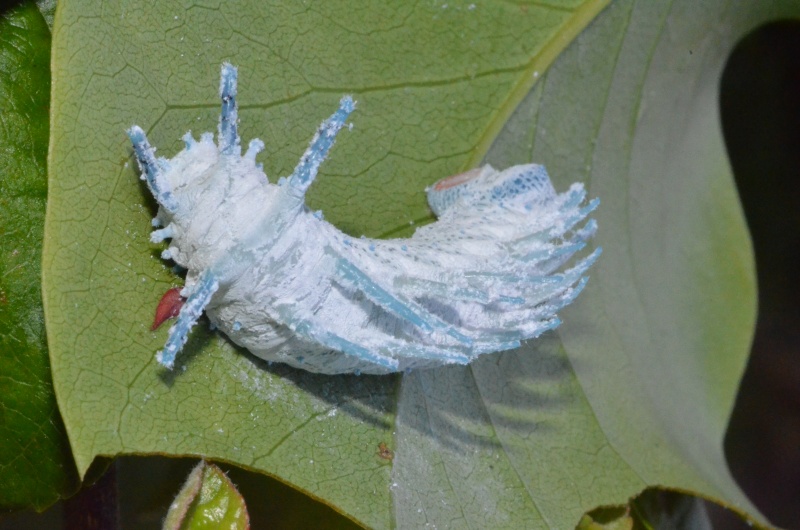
43 0 795 527
0 1 77 510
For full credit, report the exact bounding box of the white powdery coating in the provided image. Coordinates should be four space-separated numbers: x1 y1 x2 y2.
151 134 598 374
133 67 599 374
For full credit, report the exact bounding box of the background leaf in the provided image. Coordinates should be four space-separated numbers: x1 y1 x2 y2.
0 1 77 511
42 0 797 528
163 461 249 530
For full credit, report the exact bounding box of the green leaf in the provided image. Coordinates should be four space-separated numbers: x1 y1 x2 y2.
163 461 249 530
43 0 794 527
0 1 78 510
35 0 56 29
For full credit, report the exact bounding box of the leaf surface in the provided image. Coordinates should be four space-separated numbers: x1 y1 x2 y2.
44 0 796 527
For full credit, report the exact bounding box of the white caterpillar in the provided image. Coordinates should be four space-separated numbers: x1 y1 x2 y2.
128 64 600 375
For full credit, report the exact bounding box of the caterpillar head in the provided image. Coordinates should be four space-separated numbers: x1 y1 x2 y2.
128 63 353 281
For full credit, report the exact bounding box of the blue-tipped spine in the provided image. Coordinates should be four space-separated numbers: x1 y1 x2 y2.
157 270 219 369
289 96 355 194
218 63 240 156
128 125 178 213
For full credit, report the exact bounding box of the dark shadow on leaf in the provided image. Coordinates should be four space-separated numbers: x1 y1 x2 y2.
239 351 400 434
393 332 572 452
212 329 574 452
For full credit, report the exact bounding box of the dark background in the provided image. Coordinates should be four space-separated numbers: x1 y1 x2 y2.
720 19 800 530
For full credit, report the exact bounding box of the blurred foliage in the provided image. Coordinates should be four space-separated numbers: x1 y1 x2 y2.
0 0 78 511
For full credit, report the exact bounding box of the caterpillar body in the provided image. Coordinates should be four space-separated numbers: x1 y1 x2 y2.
128 64 600 375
